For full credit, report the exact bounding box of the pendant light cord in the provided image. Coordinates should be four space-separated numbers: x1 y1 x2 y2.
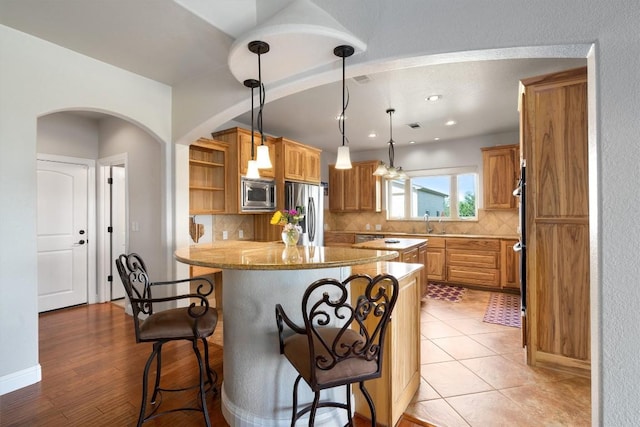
388 108 395 167
257 50 265 146
338 54 350 147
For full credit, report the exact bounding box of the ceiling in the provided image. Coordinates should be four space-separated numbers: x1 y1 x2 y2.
0 0 585 153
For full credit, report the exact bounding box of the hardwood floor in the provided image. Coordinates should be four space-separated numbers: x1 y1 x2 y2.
0 303 422 427
1 290 590 426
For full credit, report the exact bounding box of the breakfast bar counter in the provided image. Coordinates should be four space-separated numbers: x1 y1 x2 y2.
175 241 399 427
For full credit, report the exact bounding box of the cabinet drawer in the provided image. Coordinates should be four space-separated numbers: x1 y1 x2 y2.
426 236 445 248
447 266 500 287
446 238 500 251
446 250 499 269
401 247 419 263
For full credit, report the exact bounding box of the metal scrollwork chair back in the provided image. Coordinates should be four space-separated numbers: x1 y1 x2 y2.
116 252 219 427
275 273 399 426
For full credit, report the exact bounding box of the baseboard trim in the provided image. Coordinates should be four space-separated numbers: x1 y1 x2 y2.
0 364 41 395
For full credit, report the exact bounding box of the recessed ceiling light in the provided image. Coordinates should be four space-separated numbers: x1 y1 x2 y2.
426 95 441 102
434 137 440 141
445 120 457 126
409 140 416 144
368 132 377 138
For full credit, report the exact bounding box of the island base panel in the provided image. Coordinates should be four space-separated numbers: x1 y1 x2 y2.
221 267 352 427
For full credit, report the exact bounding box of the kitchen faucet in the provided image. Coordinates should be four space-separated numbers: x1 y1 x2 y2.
424 212 433 233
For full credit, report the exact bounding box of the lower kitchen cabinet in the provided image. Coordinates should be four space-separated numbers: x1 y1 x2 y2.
445 238 501 288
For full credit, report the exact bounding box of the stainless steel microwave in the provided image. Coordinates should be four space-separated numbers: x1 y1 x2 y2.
241 177 276 212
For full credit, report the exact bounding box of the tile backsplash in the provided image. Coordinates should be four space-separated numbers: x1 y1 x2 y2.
324 209 518 236
190 214 255 244
194 208 518 244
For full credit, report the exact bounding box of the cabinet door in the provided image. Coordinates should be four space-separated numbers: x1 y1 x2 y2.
342 167 359 211
358 161 380 211
328 165 344 211
501 239 519 289
426 248 446 281
523 67 590 372
482 145 518 209
304 148 321 183
283 143 305 181
239 131 276 178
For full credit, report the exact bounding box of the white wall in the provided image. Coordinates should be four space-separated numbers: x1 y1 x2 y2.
0 24 171 394
98 117 164 278
37 113 100 159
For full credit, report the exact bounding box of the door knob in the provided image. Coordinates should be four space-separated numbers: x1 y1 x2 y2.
77 240 85 245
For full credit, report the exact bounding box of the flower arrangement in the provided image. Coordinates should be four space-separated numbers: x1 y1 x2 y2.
270 208 304 231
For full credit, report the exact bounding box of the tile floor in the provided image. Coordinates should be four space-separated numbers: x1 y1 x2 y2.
404 288 591 427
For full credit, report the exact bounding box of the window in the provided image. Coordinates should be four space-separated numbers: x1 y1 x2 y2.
386 167 478 220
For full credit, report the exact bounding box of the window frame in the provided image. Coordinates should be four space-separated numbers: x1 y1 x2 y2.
386 165 479 221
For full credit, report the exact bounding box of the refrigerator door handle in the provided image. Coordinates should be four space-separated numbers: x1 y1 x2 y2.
308 196 316 243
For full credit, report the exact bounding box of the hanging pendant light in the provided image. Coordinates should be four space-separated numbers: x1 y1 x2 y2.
334 45 354 169
373 108 407 180
248 40 273 170
244 78 261 179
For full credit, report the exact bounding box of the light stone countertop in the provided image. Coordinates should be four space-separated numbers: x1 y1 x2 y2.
326 230 519 240
352 237 428 251
175 241 398 271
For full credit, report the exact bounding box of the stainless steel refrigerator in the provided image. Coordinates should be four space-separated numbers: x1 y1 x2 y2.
284 181 323 246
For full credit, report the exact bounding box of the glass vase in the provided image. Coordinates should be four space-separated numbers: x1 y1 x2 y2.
281 226 300 247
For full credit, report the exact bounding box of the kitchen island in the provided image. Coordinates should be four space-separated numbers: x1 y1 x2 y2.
174 241 400 427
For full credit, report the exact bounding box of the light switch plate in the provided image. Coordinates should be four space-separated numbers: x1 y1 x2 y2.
222 231 228 240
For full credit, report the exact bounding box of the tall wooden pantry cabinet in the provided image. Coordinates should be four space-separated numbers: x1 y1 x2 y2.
520 67 590 377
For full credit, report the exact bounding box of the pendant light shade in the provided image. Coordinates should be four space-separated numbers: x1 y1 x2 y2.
255 144 271 169
373 108 407 180
246 159 260 179
334 45 354 170
335 146 352 169
248 40 272 170
244 77 261 179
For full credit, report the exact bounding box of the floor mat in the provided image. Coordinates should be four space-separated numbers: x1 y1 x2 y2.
483 292 522 328
426 283 465 302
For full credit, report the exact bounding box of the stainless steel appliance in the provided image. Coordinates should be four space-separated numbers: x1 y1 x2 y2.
284 181 323 246
513 159 526 312
240 177 276 212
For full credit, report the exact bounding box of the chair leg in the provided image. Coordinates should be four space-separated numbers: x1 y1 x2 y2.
201 337 218 394
345 383 353 426
309 390 320 427
150 342 163 404
291 375 302 427
139 342 161 427
359 381 376 427
192 339 212 427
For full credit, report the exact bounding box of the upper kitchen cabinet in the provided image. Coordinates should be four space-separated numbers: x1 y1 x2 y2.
329 160 381 212
274 137 321 183
521 67 589 377
211 127 277 179
482 144 519 210
189 138 230 214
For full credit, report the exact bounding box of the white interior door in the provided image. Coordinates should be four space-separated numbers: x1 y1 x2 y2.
110 165 127 300
37 160 89 312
